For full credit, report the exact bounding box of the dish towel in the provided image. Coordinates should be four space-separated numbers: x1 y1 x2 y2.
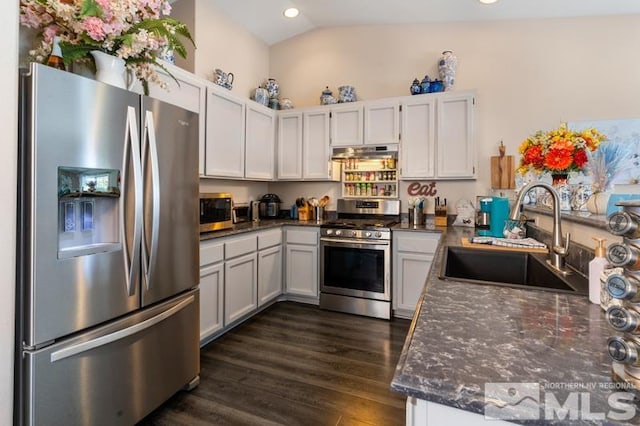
469 236 547 249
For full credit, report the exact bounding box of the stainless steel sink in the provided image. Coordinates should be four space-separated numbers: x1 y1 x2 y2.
440 246 588 295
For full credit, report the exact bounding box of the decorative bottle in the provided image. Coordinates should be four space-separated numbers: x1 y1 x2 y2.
438 50 457 91
47 36 65 71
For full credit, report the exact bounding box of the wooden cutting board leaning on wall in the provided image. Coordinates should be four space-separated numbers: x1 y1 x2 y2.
490 155 515 189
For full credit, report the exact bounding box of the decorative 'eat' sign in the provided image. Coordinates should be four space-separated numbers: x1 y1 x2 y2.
407 182 438 197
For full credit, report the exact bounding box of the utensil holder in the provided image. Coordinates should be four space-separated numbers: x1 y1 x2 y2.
298 206 310 221
408 207 424 226
315 206 325 223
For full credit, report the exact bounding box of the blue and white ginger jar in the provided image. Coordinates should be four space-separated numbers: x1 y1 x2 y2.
438 50 457 91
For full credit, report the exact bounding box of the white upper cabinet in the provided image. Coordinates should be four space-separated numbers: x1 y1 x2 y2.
330 99 399 147
132 62 207 176
436 93 475 179
400 91 475 180
303 108 332 180
400 97 436 179
277 111 303 179
364 99 400 145
330 103 364 147
277 109 337 181
205 84 246 178
245 103 276 180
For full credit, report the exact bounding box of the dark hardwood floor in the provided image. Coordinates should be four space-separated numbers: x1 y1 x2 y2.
139 302 411 426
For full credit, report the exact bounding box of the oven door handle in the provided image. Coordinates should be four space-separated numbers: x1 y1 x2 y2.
320 237 390 246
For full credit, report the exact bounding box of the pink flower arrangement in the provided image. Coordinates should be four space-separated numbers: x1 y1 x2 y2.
20 0 194 93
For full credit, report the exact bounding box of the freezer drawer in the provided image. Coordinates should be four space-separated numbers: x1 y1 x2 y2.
20 289 200 426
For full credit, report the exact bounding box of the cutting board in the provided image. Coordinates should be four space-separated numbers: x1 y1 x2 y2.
490 155 515 189
461 238 549 253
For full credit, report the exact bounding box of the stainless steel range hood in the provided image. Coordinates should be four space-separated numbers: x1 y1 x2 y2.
331 144 398 160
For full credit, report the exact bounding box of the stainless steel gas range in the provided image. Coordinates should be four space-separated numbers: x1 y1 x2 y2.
319 199 400 319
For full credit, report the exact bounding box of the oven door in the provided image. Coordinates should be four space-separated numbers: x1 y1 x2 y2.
320 237 390 301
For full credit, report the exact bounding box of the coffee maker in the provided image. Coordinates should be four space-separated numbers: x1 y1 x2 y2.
476 196 510 237
476 197 492 236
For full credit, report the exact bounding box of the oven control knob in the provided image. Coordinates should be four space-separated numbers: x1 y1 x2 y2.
335 230 342 236
375 231 382 238
365 231 372 238
326 229 334 235
351 230 357 237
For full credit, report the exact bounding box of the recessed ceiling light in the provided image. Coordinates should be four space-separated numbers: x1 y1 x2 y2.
283 8 299 18
479 0 498 4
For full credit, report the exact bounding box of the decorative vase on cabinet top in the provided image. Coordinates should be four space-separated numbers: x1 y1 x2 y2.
420 75 431 94
264 78 279 99
429 80 444 93
320 86 337 105
438 50 457 91
338 85 357 103
410 79 421 95
91 50 134 90
253 87 269 107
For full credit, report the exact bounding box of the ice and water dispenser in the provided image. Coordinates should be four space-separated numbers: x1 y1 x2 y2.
57 167 121 259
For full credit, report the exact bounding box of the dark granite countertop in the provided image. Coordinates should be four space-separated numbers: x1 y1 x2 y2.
390 227 633 425
199 219 322 241
200 219 448 241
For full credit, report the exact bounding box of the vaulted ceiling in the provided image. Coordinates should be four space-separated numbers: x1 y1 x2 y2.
209 0 640 45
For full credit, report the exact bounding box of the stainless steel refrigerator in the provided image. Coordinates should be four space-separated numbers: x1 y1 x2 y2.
15 63 200 426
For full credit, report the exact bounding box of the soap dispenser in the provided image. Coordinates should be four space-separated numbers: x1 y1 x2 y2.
589 237 608 305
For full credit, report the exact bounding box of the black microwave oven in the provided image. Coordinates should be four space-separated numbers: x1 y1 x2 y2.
199 193 233 233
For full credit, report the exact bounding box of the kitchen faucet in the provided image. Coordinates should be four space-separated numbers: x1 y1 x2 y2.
510 182 572 275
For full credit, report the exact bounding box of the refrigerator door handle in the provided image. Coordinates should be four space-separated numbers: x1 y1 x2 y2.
141 110 161 290
121 106 143 296
50 295 195 362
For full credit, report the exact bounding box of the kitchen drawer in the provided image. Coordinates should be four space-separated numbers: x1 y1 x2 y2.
286 227 318 245
258 229 282 250
225 234 258 259
395 233 440 253
200 240 224 267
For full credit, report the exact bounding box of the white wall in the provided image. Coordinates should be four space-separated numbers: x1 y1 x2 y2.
199 179 268 205
2 2 18 423
187 0 270 99
269 16 640 216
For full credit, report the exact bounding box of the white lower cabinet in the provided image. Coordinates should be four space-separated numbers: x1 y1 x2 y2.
224 252 258 325
284 226 319 301
199 240 224 344
200 229 285 344
257 229 283 307
258 246 283 306
393 231 441 319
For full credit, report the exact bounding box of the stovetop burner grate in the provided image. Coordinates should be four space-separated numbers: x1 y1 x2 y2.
321 219 399 232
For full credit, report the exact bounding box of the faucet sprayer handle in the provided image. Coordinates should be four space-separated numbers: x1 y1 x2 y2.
553 233 571 257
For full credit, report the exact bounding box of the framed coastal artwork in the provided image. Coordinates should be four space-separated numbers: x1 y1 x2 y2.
569 118 640 215
568 118 640 186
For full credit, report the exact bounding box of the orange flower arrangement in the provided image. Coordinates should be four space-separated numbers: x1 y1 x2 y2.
518 123 606 175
